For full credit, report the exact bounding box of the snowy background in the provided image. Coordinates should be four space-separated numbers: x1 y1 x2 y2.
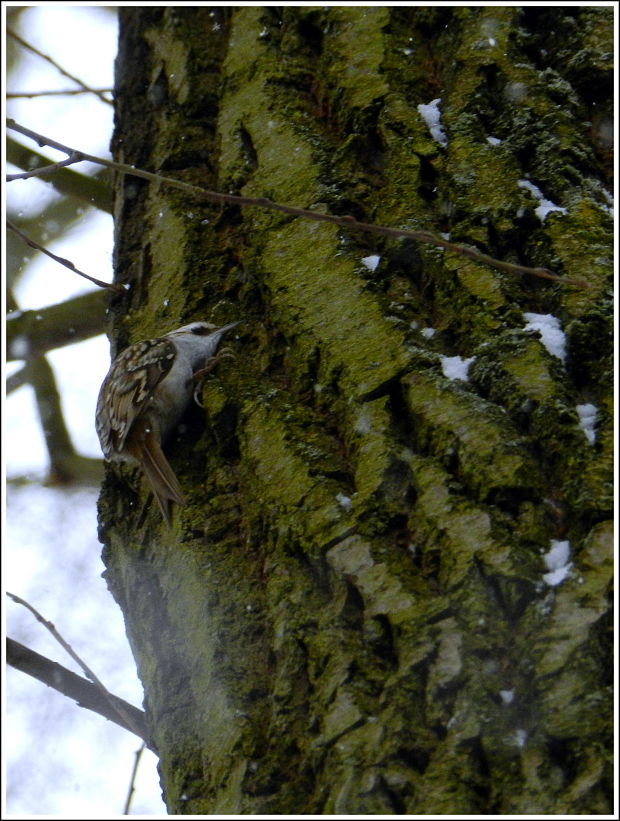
5 5 165 815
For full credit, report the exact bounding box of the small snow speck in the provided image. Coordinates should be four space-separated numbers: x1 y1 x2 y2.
504 81 528 103
542 539 572 587
421 327 436 339
601 188 613 217
487 135 502 146
543 566 569 592
523 313 566 362
10 334 30 359
543 539 570 569
518 179 567 222
576 403 597 445
361 254 380 272
336 493 352 511
354 411 372 435
417 98 448 147
514 729 527 748
440 355 476 381
499 689 514 705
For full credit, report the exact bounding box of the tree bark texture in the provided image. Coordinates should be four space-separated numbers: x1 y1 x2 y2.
100 6 612 814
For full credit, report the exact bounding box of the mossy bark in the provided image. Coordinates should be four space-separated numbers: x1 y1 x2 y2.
100 6 612 814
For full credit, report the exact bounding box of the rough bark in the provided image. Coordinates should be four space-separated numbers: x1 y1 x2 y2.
99 6 612 814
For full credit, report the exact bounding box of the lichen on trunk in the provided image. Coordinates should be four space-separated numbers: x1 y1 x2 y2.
100 5 612 814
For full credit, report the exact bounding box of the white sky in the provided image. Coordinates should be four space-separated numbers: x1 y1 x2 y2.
4 5 165 815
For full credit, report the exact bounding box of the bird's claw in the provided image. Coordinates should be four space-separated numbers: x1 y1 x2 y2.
192 349 236 407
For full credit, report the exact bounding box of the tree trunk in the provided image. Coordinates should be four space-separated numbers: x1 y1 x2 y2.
99 6 612 814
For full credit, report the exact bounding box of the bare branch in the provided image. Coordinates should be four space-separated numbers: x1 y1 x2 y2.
7 593 147 744
7 290 107 362
7 88 113 99
6 286 105 484
6 119 588 288
123 744 147 814
6 28 113 105
6 363 29 394
23 354 77 473
6 218 122 292
7 137 112 212
6 638 154 751
7 150 85 181
12 355 103 485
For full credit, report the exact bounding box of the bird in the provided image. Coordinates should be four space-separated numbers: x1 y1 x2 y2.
96 320 240 525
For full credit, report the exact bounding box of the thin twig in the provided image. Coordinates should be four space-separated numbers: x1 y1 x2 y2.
6 363 29 394
7 88 113 99
7 150 85 181
123 744 146 815
6 28 113 105
7 137 113 213
7 592 147 744
7 638 153 749
5 118 589 288
6 218 123 292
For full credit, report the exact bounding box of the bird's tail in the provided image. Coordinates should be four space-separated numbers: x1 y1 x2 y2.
139 432 186 527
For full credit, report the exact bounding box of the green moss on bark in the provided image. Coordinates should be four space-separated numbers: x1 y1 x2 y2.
104 5 612 814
